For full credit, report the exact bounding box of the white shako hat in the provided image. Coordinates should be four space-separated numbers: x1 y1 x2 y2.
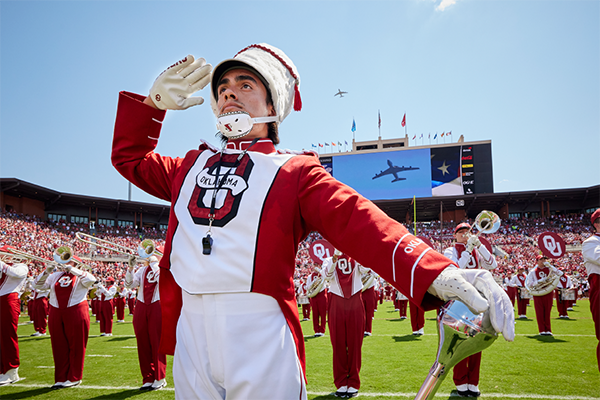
210 43 302 125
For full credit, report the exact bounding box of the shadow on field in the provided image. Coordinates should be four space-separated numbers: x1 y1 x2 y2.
524 335 567 343
311 393 339 399
386 318 407 322
1 387 53 399
108 336 135 342
554 317 577 321
86 389 148 399
392 334 423 342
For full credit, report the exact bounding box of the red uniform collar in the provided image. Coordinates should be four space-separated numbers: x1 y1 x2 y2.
225 138 275 153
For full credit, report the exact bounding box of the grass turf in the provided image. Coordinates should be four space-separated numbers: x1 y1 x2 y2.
1 300 598 399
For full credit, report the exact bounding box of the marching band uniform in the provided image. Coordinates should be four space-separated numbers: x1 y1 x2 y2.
409 301 425 335
582 208 600 371
506 273 518 306
306 266 327 336
96 278 116 336
509 269 529 318
362 269 377 337
527 255 562 335
555 272 572 319
112 44 467 400
444 222 498 397
0 255 28 385
127 288 136 315
114 283 127 322
125 257 167 390
31 286 50 335
297 279 311 321
396 289 408 319
34 262 96 388
324 253 368 397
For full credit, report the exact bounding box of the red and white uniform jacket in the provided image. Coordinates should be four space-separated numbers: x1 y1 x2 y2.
526 265 562 288
582 233 600 277
34 267 96 308
296 281 309 304
509 273 527 288
0 261 28 296
324 255 369 298
444 243 497 270
125 262 160 304
97 284 117 301
111 91 456 365
557 275 572 289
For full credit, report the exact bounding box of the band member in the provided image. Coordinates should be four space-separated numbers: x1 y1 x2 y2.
96 277 116 336
362 269 377 337
31 283 50 336
125 256 167 391
306 264 327 337
127 287 137 315
444 222 498 398
324 251 368 398
111 43 514 399
297 278 311 321
509 267 529 318
527 254 562 336
34 257 96 389
506 270 518 306
114 281 127 322
0 248 28 386
555 269 573 319
396 289 408 319
582 208 600 371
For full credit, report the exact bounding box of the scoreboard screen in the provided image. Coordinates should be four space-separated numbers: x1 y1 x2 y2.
320 143 493 201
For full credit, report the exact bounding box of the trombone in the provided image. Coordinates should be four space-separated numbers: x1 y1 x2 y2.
75 232 162 261
5 248 54 265
469 210 501 237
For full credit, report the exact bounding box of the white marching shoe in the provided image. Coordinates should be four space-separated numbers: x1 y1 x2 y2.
151 378 166 390
62 380 81 388
0 368 20 386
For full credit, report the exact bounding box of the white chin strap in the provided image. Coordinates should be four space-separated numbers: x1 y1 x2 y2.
216 111 278 140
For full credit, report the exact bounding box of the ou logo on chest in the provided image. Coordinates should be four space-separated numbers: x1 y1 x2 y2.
58 276 72 287
146 270 158 284
337 258 352 275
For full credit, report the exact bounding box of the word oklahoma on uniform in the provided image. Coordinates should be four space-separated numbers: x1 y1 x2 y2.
112 43 514 400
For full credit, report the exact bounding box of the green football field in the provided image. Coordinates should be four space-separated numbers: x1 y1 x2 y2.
1 299 598 400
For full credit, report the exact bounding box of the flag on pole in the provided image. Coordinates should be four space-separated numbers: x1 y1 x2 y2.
441 132 445 137
332 142 336 146
311 144 317 148
345 140 348 145
319 143 323 147
428 133 430 139
419 133 423 139
338 141 342 146
378 110 381 129
401 113 406 127
434 133 438 139
412 135 416 140
351 119 356 133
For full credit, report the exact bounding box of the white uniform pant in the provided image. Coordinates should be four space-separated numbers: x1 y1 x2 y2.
174 292 307 400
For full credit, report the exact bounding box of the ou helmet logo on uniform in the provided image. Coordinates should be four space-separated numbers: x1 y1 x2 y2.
146 270 158 284
58 276 73 287
537 232 566 259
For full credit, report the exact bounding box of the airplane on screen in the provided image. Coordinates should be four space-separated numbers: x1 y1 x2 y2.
334 89 348 97
372 159 420 182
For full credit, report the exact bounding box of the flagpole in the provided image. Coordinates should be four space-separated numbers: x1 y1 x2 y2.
413 195 417 235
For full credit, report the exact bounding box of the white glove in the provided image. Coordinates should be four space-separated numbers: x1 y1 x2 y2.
128 255 137 269
64 264 73 273
149 55 213 110
428 266 515 341
466 235 481 253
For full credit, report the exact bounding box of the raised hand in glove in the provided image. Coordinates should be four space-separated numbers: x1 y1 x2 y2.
127 255 137 269
427 266 515 341
466 235 481 253
149 55 212 110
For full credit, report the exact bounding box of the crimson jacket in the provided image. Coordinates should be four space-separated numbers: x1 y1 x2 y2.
112 91 454 375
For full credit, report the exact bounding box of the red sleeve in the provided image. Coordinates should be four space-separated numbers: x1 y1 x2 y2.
111 91 182 202
295 156 452 310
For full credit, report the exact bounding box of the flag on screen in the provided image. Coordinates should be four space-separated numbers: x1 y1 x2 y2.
351 119 356 132
378 111 381 129
401 113 406 127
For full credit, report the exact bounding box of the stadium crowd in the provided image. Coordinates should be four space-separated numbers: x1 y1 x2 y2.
0 209 594 298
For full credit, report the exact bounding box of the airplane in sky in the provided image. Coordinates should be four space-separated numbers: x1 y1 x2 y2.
334 89 348 97
372 159 420 182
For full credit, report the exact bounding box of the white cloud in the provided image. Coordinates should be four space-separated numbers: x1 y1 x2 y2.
436 0 457 11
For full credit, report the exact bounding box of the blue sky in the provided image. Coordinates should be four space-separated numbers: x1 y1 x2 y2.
1 0 598 206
